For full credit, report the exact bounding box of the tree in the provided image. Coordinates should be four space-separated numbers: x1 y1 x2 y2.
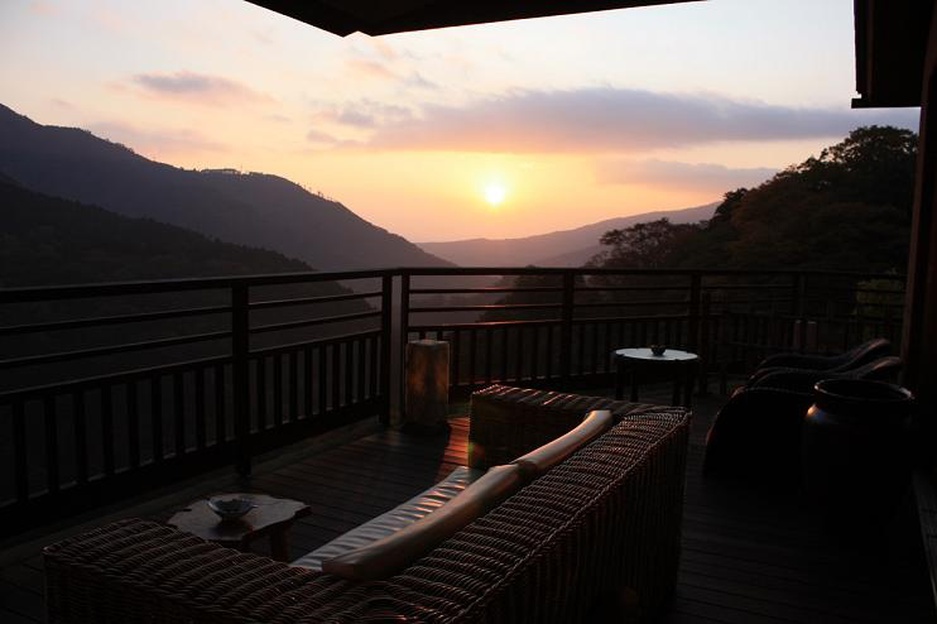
709 188 749 227
789 125 917 219
589 218 701 269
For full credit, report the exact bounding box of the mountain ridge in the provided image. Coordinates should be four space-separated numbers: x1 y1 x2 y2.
0 175 324 286
0 103 451 272
417 203 717 267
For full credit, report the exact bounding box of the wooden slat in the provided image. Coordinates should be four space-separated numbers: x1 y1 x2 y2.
150 376 163 462
72 392 87 484
213 364 225 444
12 401 27 502
43 396 59 494
173 372 185 458
127 381 140 468
273 353 283 428
195 368 207 450
303 346 313 417
101 384 115 476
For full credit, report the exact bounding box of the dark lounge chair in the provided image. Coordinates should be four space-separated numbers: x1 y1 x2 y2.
704 354 902 486
745 355 902 394
747 337 892 385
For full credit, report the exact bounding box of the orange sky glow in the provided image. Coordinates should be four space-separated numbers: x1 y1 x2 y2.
0 0 920 241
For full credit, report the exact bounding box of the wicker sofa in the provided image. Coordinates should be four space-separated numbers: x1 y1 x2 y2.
44 385 690 623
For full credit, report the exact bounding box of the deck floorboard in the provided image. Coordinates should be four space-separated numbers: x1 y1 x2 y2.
1 388 933 622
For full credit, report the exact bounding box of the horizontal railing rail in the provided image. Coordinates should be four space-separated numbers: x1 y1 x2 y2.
0 271 392 535
0 266 905 536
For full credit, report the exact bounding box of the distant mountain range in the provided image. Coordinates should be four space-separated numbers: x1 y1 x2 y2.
0 176 322 286
0 102 720 276
0 103 449 272
417 203 718 267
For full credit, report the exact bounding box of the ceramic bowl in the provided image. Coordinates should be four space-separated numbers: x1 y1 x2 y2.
649 344 667 356
207 495 255 521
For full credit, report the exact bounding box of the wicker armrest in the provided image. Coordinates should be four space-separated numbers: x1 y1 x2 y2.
385 409 692 623
468 384 680 468
43 519 390 623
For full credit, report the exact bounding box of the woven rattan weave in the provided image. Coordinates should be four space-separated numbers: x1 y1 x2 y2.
44 386 690 623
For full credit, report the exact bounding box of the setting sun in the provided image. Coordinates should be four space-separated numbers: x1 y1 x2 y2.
484 183 507 207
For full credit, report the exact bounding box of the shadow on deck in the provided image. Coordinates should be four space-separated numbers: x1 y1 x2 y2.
1 386 934 623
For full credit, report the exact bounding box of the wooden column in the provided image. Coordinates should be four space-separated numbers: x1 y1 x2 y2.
903 7 937 468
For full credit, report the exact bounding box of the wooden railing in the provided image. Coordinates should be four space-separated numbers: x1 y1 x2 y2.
401 268 906 395
0 271 393 535
0 267 905 535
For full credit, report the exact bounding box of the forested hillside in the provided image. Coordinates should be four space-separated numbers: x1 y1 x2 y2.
0 177 314 287
590 126 915 274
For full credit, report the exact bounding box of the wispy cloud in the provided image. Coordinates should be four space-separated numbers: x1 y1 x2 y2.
342 57 439 91
306 128 339 146
365 87 919 153
128 71 273 106
345 58 398 81
312 100 413 130
595 159 777 193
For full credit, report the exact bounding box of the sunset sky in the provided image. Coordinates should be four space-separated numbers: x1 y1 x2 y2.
1 0 920 242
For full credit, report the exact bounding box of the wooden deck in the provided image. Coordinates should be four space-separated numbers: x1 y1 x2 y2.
1 388 934 623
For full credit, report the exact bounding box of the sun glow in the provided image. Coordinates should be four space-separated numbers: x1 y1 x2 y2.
484 182 507 207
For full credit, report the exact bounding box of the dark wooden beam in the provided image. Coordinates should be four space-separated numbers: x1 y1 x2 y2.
246 0 702 37
853 0 931 108
903 6 937 468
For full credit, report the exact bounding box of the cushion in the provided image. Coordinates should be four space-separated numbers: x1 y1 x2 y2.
292 465 484 572
511 409 613 478
320 463 526 581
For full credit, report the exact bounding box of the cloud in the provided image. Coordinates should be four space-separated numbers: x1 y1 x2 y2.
129 71 273 106
404 72 439 91
596 159 777 193
306 128 339 145
365 87 919 153
342 52 438 90
312 100 413 129
345 58 398 81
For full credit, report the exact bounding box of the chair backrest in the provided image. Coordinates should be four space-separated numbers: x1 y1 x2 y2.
844 355 903 382
829 338 894 372
753 337 892 373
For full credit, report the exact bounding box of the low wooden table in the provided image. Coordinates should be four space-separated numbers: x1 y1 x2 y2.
614 347 699 407
168 493 310 561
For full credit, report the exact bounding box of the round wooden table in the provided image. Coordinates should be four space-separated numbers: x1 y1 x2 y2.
168 493 310 561
613 347 699 407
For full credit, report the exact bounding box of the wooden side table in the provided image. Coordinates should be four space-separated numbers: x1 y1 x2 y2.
169 493 310 561
614 347 700 407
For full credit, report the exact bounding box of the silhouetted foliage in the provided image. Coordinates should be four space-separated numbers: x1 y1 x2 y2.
592 125 916 274
0 178 314 286
488 126 915 322
588 218 702 269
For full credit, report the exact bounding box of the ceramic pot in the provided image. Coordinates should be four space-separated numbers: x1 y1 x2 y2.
802 379 913 528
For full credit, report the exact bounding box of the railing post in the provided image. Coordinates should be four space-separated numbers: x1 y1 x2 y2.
685 272 703 399
379 274 393 425
396 272 411 424
687 272 702 351
559 271 574 386
232 282 251 477
791 272 806 351
697 289 711 396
